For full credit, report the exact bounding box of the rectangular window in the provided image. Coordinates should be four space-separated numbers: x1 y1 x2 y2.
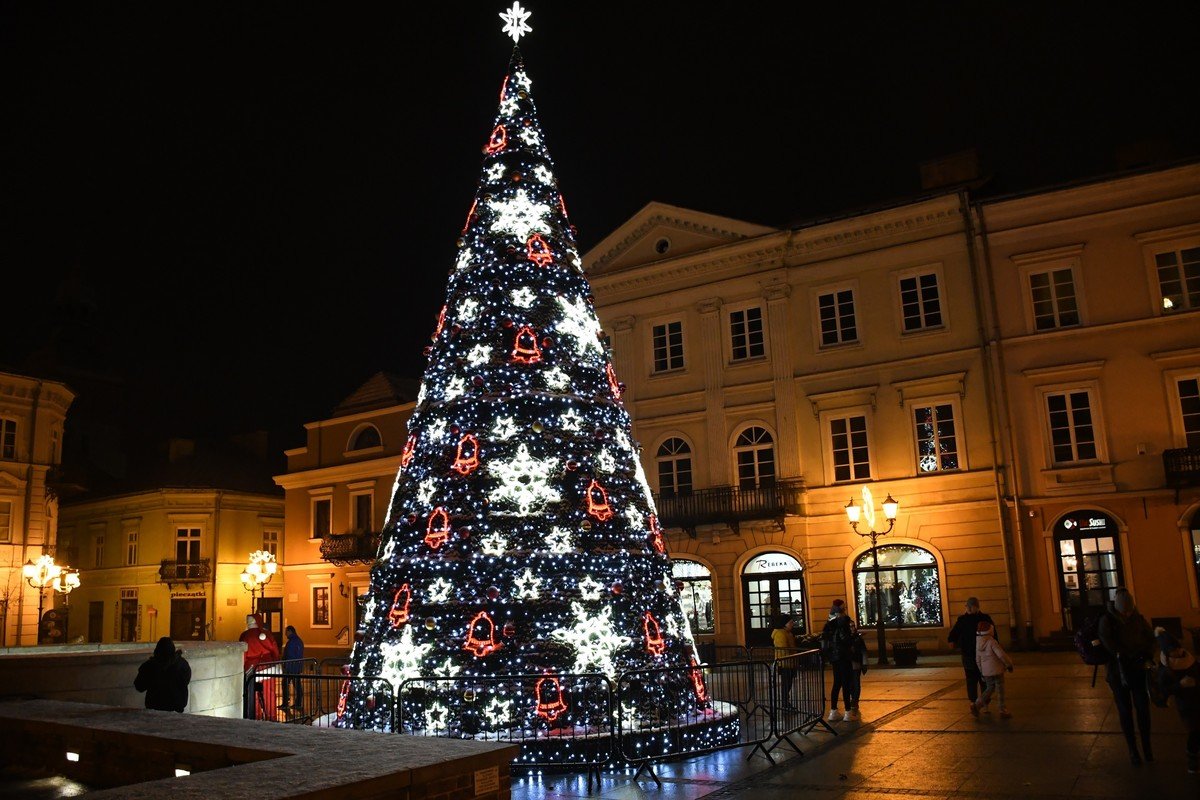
1178 377 1200 448
913 404 960 472
126 531 138 566
1156 246 1200 313
175 528 200 563
651 321 684 372
899 273 943 332
1046 391 1098 463
729 307 765 361
94 535 105 568
657 457 693 496
311 585 331 628
353 493 373 532
1 419 16 460
119 589 138 643
818 289 858 346
263 530 280 558
1029 268 1080 330
0 500 11 542
830 415 871 482
312 498 331 538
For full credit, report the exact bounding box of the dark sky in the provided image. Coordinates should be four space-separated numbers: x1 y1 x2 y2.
3 3 1198 451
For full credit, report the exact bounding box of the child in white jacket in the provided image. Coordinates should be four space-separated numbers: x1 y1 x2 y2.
972 620 1014 718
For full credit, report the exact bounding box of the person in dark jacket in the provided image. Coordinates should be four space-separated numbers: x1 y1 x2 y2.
822 600 858 722
948 597 993 706
1097 587 1155 765
280 625 305 711
1154 627 1200 774
134 637 191 712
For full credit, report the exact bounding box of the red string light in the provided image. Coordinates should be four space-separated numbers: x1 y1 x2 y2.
526 233 553 267
451 433 480 476
388 584 411 628
535 673 568 722
585 479 613 522
644 612 666 655
485 125 507 154
511 325 542 364
463 610 501 657
424 507 452 550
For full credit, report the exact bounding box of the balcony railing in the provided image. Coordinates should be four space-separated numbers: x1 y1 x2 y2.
654 479 805 536
158 559 212 586
1164 447 1200 494
320 530 382 566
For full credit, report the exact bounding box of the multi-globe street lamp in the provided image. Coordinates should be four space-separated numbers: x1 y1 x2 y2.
240 550 278 615
845 487 899 666
22 554 81 644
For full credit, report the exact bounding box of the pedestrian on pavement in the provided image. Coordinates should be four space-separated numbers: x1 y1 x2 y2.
771 614 798 711
280 625 305 712
134 636 191 712
823 599 859 722
1153 626 1200 773
948 597 993 705
971 620 1013 719
1097 587 1155 765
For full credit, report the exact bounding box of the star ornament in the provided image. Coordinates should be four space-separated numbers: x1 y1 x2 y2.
499 2 532 44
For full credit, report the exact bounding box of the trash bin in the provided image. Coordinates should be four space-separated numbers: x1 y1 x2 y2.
891 640 919 667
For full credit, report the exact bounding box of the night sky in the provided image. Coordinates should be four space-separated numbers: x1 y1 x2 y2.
3 3 1198 453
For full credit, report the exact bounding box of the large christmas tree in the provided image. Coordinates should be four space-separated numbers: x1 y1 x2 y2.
342 5 711 744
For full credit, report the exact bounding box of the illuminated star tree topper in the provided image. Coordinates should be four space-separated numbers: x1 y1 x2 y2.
499 2 532 43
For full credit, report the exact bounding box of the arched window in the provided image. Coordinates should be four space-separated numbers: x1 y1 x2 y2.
734 427 775 489
1054 510 1123 629
656 438 693 496
741 552 807 644
672 559 714 635
853 545 943 628
348 425 382 451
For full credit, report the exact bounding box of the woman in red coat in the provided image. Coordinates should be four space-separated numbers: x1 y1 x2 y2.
240 613 280 718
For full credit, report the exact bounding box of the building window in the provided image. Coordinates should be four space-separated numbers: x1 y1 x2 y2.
1046 390 1097 463
1029 268 1080 330
651 321 684 373
312 498 332 538
263 530 280 558
94 535 105 568
0 419 16 460
1178 377 1200 448
672 560 714 636
818 288 857 346
729 307 765 361
0 500 11 542
656 438 693 496
734 427 775 489
853 545 942 628
1155 246 1200 313
119 588 139 642
899 273 943 332
126 531 138 566
349 425 382 451
352 492 373 532
913 403 959 472
311 585 331 628
830 415 870 482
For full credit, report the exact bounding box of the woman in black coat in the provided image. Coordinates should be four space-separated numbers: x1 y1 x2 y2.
134 637 192 712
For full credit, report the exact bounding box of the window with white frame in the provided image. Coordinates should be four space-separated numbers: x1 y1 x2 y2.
311 584 331 628
656 438 693 496
913 402 960 472
830 414 871 482
312 497 332 538
1045 390 1098 464
0 500 11 542
651 320 685 372
899 272 943 332
817 288 857 346
352 491 373 532
94 534 105 568
1155 246 1200 313
1029 268 1080 330
734 427 775 489
175 527 201 563
263 529 280 558
1177 377 1200 448
126 530 138 566
0 419 16 460
729 307 765 361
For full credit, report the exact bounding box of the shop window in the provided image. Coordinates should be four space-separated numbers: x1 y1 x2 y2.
853 545 942 628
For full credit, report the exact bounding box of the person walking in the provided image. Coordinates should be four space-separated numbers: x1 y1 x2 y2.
971 620 1013 718
1097 587 1155 765
771 614 798 711
280 625 305 712
1154 627 1200 774
823 599 858 722
948 597 993 706
134 636 191 712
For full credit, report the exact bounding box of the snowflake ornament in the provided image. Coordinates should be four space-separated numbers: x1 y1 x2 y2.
552 602 623 677
554 296 604 358
487 188 551 241
379 626 433 689
499 2 532 43
488 444 560 515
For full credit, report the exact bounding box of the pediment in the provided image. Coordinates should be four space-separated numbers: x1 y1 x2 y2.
584 202 777 276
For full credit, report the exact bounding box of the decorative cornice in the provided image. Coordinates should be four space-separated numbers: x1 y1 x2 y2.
590 213 752 272
610 315 636 332
696 297 723 315
762 282 792 302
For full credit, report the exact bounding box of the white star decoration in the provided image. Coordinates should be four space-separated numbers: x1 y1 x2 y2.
518 127 541 147
379 626 433 690
466 343 492 367
577 575 603 600
427 578 453 603
512 70 532 92
381 538 396 560
493 415 519 440
510 287 536 307
498 95 520 117
596 448 616 473
533 164 554 184
425 702 451 730
444 375 467 400
482 695 514 728
545 527 573 554
514 567 542 599
480 531 508 556
457 297 480 323
487 188 552 241
485 162 506 182
362 594 378 624
417 478 436 506
554 296 604 359
624 505 645 530
433 658 458 678
499 2 532 43
456 247 473 271
552 602 623 677
427 418 448 443
488 444 560 515
560 408 584 432
544 367 570 390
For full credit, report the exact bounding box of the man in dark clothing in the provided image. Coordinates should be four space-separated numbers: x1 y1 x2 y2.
134 637 191 712
948 597 993 705
1097 587 1155 765
280 625 305 711
823 600 858 721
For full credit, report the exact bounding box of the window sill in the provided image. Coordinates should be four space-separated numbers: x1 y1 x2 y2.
816 340 863 354
899 325 948 339
649 367 688 379
343 445 385 459
1040 463 1115 495
727 355 768 367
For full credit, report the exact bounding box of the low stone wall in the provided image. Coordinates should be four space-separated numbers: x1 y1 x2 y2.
0 641 245 717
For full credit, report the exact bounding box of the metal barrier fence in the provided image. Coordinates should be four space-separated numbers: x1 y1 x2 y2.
772 648 835 752
244 659 394 730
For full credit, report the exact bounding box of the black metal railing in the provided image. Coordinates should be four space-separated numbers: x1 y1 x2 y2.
654 479 804 535
320 530 381 565
244 659 393 730
158 558 211 584
1164 447 1200 487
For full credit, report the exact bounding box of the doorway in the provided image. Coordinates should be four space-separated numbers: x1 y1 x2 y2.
741 552 807 647
257 597 283 649
88 601 104 643
170 599 207 641
1055 510 1123 630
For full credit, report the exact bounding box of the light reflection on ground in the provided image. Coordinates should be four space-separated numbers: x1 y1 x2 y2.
0 775 91 798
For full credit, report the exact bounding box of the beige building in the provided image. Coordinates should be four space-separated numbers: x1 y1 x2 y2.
273 373 416 661
0 370 75 646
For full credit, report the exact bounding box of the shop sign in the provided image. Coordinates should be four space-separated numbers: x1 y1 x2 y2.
743 553 802 574
170 589 207 599
1060 512 1110 533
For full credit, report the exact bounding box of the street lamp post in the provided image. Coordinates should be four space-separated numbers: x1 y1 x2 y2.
22 554 81 645
240 550 278 615
845 488 899 666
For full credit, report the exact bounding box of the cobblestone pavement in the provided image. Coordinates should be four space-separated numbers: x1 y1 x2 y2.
514 653 1197 800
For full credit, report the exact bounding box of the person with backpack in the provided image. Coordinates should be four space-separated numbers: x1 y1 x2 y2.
1153 626 1200 773
133 636 191 712
948 597 993 705
771 614 798 710
822 599 858 722
1097 587 1155 765
971 620 1013 718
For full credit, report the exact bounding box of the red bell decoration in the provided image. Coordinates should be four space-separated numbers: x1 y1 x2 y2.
336 678 350 720
688 656 710 703
462 198 478 235
585 479 614 522
511 325 542 364
526 233 554 267
424 507 452 550
401 434 417 469
463 610 502 657
499 75 509 103
644 612 666 655
606 363 623 400
388 583 412 628
451 433 480 475
535 673 568 722
485 124 507 154
432 305 447 341
648 514 666 554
